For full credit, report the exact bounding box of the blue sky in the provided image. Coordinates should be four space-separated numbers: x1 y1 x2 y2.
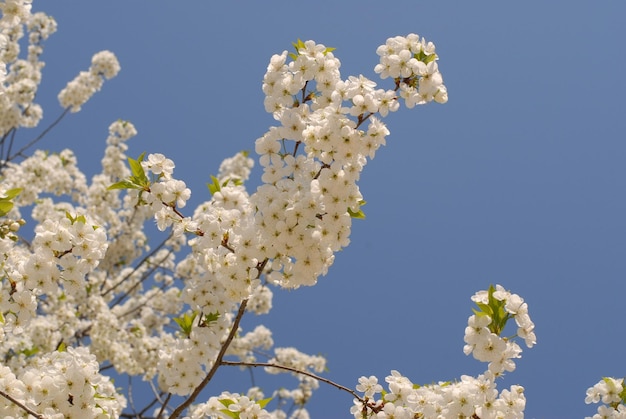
23 2 626 418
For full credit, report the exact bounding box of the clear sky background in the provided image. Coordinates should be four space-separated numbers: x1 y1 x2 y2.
19 2 626 418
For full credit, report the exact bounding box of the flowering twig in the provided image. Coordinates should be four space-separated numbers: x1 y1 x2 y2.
0 389 44 419
168 299 249 419
220 360 365 403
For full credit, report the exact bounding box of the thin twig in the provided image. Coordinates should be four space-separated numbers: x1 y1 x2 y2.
8 107 71 162
102 235 171 298
0 389 44 419
137 382 167 417
156 392 172 419
220 360 365 402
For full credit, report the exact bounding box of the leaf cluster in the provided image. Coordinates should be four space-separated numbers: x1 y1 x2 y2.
108 152 150 191
472 285 513 336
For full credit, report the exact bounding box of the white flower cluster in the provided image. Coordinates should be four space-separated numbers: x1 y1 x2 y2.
0 33 6 88
0 5 55 136
30 210 107 292
250 35 446 289
1 148 88 210
464 285 536 376
217 150 254 183
0 346 126 418
3 11 602 418
375 34 448 106
135 153 195 234
145 34 446 404
0 0 31 29
190 352 326 419
58 50 120 112
353 372 526 419
190 390 273 419
585 377 626 419
352 285 535 419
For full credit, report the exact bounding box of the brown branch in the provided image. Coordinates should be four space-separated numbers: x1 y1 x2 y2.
220 360 365 403
102 235 171 297
8 107 71 163
168 299 249 419
156 392 172 419
0 389 44 419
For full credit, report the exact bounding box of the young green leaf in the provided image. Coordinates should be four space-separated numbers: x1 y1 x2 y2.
173 311 198 338
348 207 366 219
256 397 273 409
107 153 151 191
0 201 13 217
108 180 143 190
0 188 22 216
219 399 239 419
128 152 149 187
348 200 367 219
199 311 220 327
207 175 221 195
1 188 22 200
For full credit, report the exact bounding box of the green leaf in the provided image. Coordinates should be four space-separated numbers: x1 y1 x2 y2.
348 207 366 219
129 152 147 178
219 410 239 419
348 200 367 219
618 378 626 404
0 188 22 216
108 180 142 190
292 38 306 55
219 399 239 419
65 212 87 225
0 201 13 217
199 311 220 327
219 399 236 408
0 188 22 200
257 397 272 409
414 49 438 64
173 311 198 338
207 175 221 195
424 53 438 64
20 346 39 357
474 301 492 316
107 153 151 191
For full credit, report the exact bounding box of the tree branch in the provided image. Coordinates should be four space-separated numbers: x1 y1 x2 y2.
168 299 249 418
7 107 71 164
0 389 44 419
220 360 365 403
